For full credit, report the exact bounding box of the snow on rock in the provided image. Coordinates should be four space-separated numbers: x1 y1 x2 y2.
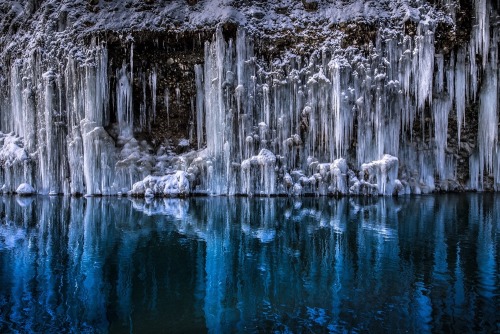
360 155 400 196
129 171 190 197
293 183 303 196
330 158 348 195
0 132 30 194
253 229 276 243
241 149 276 196
15 183 35 196
0 132 28 165
115 138 155 194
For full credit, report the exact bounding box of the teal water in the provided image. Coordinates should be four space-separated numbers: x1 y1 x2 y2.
0 195 498 333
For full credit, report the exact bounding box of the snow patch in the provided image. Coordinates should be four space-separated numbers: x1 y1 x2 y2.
16 183 35 195
129 171 190 197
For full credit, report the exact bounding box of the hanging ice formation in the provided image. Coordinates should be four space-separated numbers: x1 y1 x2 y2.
0 40 154 196
0 1 498 196
184 1 499 197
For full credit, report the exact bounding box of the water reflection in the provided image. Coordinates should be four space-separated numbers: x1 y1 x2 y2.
0 195 498 333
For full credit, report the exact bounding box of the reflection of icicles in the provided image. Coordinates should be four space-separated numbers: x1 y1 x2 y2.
81 199 110 330
476 200 498 300
204 202 232 333
130 198 190 219
0 194 498 332
117 230 139 325
414 281 432 332
432 204 448 283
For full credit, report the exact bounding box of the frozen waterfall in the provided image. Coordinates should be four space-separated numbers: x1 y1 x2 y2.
0 1 498 197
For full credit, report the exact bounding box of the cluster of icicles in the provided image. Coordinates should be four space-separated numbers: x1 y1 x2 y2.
0 0 498 197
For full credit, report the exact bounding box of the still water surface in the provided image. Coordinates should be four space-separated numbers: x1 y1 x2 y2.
0 195 498 333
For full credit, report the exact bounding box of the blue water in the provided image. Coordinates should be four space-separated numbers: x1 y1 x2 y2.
0 195 498 333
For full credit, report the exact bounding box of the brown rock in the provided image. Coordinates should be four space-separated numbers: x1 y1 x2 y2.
302 0 318 11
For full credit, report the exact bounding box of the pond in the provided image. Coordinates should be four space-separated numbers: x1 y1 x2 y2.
0 195 498 333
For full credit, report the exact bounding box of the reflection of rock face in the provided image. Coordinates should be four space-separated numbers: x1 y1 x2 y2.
0 1 498 195
1 196 498 332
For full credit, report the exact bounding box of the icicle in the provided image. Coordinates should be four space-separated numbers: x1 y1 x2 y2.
236 27 247 87
22 78 36 153
419 151 436 193
68 129 84 195
96 46 109 125
203 26 229 194
469 152 480 191
195 64 204 149
455 48 466 143
42 70 58 194
116 63 133 139
149 68 157 129
189 95 195 144
10 62 24 137
235 27 248 125
330 158 348 194
262 84 270 126
494 144 500 191
416 24 435 110
435 54 444 94
447 52 455 106
361 155 399 195
130 42 134 85
81 45 116 196
477 61 498 178
400 38 412 99
65 56 86 195
475 0 490 68
139 71 147 131
468 41 478 101
330 62 343 157
433 97 451 180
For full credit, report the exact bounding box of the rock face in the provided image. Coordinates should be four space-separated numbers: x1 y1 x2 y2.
0 0 497 196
